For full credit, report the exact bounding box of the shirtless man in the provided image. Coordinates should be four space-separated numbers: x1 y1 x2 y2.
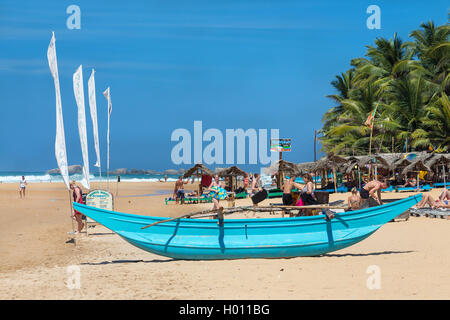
173 176 188 204
360 179 389 206
280 176 303 217
281 176 303 206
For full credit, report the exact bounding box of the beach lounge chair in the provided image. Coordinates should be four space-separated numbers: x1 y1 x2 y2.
234 191 248 199
164 195 212 205
432 183 449 189
395 184 432 192
266 189 283 198
409 207 450 219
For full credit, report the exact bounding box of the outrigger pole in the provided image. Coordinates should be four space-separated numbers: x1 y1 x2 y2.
140 204 347 229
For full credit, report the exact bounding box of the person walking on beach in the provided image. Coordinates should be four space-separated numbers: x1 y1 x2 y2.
164 175 167 182
207 174 226 224
360 178 389 206
70 181 85 234
173 176 188 204
19 176 27 198
250 173 261 198
244 174 249 190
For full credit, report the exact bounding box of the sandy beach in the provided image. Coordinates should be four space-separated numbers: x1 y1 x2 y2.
0 181 449 300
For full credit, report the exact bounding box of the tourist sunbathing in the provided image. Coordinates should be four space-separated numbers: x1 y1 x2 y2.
347 187 362 211
70 180 85 234
417 189 450 209
173 176 189 204
401 178 417 188
360 178 389 206
186 190 199 197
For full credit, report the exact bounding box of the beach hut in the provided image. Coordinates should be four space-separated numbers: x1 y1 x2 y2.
183 164 215 195
311 154 347 192
216 166 247 192
401 159 433 190
296 161 315 174
183 163 214 179
264 160 301 188
425 153 450 186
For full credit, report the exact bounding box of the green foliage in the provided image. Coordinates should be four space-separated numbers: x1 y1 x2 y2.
320 21 450 155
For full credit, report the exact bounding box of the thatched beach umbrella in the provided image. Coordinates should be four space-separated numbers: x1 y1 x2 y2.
311 154 347 192
425 153 450 169
401 159 432 176
217 166 247 177
425 153 450 185
296 161 315 174
217 166 247 192
343 156 363 174
311 154 347 172
182 163 214 179
278 160 301 177
401 159 432 189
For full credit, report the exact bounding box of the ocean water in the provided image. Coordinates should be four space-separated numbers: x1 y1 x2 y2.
0 171 316 187
0 171 180 184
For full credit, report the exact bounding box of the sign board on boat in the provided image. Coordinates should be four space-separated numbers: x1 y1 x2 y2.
270 139 291 152
85 189 114 211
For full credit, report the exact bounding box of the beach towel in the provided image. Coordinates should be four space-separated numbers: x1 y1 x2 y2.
295 198 304 206
209 185 228 200
201 175 212 187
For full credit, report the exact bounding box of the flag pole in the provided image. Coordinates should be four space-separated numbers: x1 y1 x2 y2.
68 190 75 233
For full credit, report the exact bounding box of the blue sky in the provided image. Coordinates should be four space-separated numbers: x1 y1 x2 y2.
0 0 448 172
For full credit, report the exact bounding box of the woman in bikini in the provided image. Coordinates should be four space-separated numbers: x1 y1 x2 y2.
300 173 318 216
416 189 450 209
70 181 85 234
347 187 362 211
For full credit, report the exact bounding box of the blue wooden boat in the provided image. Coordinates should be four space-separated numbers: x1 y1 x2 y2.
73 194 422 260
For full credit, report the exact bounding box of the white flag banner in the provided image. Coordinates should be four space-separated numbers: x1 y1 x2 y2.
73 65 90 189
47 32 70 190
103 87 112 177
88 69 101 169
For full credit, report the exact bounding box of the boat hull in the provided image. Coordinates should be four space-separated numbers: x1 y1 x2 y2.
73 194 421 260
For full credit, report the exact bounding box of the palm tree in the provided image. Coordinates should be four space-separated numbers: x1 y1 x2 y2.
319 20 449 155
351 33 414 91
320 69 356 153
409 21 450 89
382 77 430 150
